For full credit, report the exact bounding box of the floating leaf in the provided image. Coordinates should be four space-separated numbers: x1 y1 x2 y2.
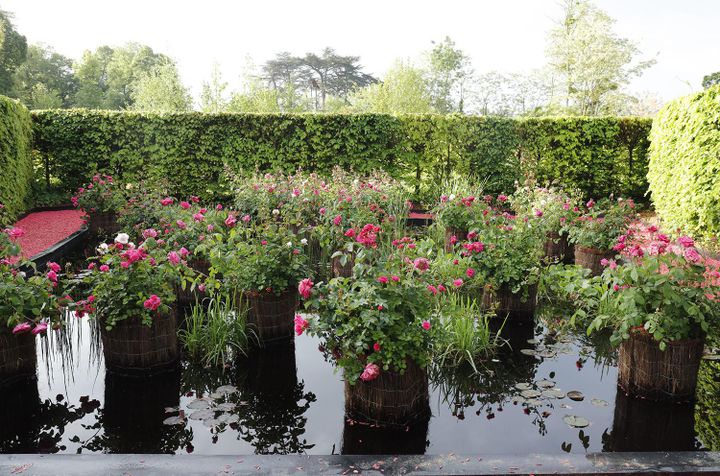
163 416 184 426
520 389 541 399
203 418 219 428
567 391 584 402
536 380 555 388
225 414 240 424
526 339 539 344
187 399 211 410
537 350 556 359
216 402 236 412
591 398 608 407
542 389 566 399
514 383 532 391
188 409 215 420
164 406 179 413
520 349 536 356
563 415 590 428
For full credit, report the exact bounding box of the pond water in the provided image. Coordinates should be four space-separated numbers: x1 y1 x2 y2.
1 313 717 455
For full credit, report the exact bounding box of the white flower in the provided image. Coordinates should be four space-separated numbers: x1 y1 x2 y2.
286 241 293 247
114 233 130 245
97 243 110 254
300 238 308 245
449 194 456 201
272 209 280 216
19 271 26 278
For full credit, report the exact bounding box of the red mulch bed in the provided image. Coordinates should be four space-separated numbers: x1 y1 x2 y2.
13 209 86 259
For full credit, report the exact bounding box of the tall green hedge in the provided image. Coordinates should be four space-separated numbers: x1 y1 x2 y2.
648 85 720 239
0 95 33 226
30 110 652 202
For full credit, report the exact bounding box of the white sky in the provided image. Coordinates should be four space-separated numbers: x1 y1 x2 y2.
4 0 719 103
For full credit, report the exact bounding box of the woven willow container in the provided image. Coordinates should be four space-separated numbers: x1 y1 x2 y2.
88 211 120 237
544 232 574 264
617 330 704 402
574 246 615 276
100 310 179 373
344 360 429 427
175 259 210 308
245 289 297 343
0 326 37 386
444 228 468 252
481 284 538 321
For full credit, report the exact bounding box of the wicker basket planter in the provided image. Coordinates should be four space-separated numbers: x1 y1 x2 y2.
344 360 429 427
331 254 355 278
617 330 705 402
574 246 615 276
481 283 538 320
0 326 37 386
100 310 179 373
610 389 696 451
245 289 298 344
87 211 120 237
175 259 210 308
444 228 468 252
544 232 574 264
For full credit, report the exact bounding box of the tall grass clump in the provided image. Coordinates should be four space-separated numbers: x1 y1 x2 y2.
179 292 254 366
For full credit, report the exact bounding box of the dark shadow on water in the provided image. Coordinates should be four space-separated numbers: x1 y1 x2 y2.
341 412 430 455
233 341 317 454
81 368 193 454
608 388 699 452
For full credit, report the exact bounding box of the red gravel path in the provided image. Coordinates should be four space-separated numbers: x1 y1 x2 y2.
13 209 86 258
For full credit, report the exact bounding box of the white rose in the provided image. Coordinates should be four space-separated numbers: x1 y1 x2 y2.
97 243 110 254
114 233 130 245
449 194 456 201
286 241 293 247
300 238 308 245
272 209 280 215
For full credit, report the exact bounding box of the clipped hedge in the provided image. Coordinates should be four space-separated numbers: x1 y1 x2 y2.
0 96 33 226
30 110 652 202
648 85 720 239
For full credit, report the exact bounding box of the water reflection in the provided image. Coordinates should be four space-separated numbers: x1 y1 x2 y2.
696 360 720 451
233 343 317 454
0 378 94 453
608 389 698 452
342 413 430 455
81 369 193 453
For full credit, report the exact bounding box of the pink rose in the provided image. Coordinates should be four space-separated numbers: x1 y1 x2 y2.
167 251 181 265
534 209 543 217
466 268 475 278
143 228 158 239
684 247 701 263
48 262 61 273
144 294 162 311
377 276 388 284
333 215 342 226
12 322 32 335
294 314 309 336
225 215 237 227
453 278 464 287
360 363 380 382
179 247 190 258
99 265 110 272
241 214 251 223
678 236 695 248
391 275 399 282
176 220 187 230
421 320 432 330
160 197 174 206
413 257 429 272
32 322 49 335
180 201 191 210
6 227 24 240
373 342 381 352
216 204 223 211
193 212 205 222
344 228 356 238
298 278 314 300
427 284 438 296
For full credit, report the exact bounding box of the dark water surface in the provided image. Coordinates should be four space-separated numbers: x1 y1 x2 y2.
1 315 717 455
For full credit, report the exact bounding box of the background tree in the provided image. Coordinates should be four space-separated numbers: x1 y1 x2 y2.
702 71 720 89
425 37 472 113
199 63 229 112
349 60 432 113
12 44 76 108
0 9 27 96
546 0 655 115
73 43 171 109
130 61 192 112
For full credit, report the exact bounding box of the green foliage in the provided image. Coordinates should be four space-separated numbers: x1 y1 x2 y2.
179 292 252 366
349 60 432 114
648 85 720 241
567 197 636 250
702 72 720 90
0 10 27 96
696 361 720 451
130 62 192 112
30 110 653 204
0 95 32 225
12 44 77 108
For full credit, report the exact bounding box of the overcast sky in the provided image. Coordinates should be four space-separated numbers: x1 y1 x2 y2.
4 0 718 103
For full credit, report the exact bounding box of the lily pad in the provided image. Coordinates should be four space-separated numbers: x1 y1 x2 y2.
567 391 584 401
187 399 211 410
520 349 537 356
514 383 532 391
526 338 539 345
536 380 555 388
591 398 608 407
563 415 590 428
216 385 238 395
537 350 556 359
520 389 541 399
164 406 179 413
188 409 215 421
163 416 184 426
216 402 236 412
542 389 566 399
225 414 240 424
203 418 220 428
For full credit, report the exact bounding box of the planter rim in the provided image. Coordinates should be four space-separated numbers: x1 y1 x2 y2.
575 245 614 255
627 327 706 346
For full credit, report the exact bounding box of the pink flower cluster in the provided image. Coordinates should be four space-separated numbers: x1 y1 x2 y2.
360 363 380 382
298 278 313 299
294 314 309 336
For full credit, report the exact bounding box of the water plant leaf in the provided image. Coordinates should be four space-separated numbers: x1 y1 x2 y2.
187 399 211 410
520 389 541 399
514 383 532 391
163 416 184 426
188 409 215 420
216 402 236 411
542 389 566 399
591 398 608 407
563 415 590 428
520 349 537 356
536 379 555 388
567 391 584 401
216 385 238 394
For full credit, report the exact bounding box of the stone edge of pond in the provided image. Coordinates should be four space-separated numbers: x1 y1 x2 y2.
1 452 719 475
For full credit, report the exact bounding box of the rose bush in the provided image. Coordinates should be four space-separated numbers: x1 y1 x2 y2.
71 174 125 216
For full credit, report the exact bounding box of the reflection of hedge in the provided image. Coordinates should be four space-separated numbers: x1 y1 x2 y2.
696 360 720 451
31 111 651 201
0 95 33 225
648 85 720 239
